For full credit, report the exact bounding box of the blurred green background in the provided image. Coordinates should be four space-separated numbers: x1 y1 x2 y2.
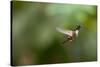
12 1 97 66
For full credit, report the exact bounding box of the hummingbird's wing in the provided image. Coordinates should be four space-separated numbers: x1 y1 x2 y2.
56 27 73 36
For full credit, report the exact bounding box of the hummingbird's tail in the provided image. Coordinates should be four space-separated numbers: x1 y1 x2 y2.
62 40 67 44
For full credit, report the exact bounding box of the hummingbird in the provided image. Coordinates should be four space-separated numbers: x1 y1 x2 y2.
56 25 81 44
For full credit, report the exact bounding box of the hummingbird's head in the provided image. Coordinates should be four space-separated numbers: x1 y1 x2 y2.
75 25 81 30
73 25 81 37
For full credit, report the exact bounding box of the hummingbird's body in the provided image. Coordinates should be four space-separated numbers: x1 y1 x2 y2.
56 25 81 43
